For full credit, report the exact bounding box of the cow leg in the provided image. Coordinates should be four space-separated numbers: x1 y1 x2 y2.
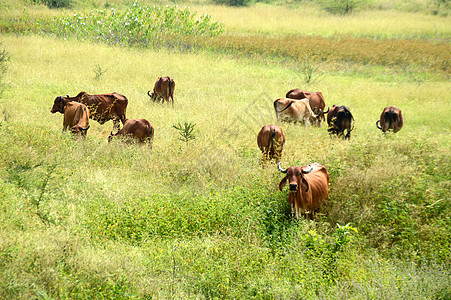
113 119 121 132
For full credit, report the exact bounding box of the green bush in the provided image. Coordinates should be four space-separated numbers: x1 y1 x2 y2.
51 2 223 48
34 0 73 9
211 0 252 7
315 0 365 14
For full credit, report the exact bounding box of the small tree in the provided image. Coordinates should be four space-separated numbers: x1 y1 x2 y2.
292 57 324 85
316 0 364 15
173 122 196 146
211 0 251 7
93 64 108 81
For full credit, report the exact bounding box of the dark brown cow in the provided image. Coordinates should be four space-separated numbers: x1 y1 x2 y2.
148 76 175 106
108 119 154 146
278 162 329 220
286 89 328 125
274 98 321 126
51 101 90 136
327 105 354 140
51 91 128 131
257 124 286 163
376 106 404 133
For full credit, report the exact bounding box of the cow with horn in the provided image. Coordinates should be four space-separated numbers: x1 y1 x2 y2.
278 162 329 220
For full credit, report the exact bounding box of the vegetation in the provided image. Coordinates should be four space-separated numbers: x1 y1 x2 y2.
0 0 450 298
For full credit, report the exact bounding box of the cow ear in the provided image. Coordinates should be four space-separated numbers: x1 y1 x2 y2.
279 176 288 191
301 177 309 193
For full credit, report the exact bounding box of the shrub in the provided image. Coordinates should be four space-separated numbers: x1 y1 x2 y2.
34 0 73 9
211 0 252 7
51 2 223 48
315 0 365 15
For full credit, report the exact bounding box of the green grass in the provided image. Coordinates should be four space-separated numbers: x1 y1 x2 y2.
0 1 450 298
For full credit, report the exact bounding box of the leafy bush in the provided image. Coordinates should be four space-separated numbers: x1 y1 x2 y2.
211 0 252 7
315 0 365 14
51 2 223 48
33 0 73 9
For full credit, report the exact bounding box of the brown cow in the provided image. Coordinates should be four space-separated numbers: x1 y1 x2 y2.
108 118 154 146
274 98 321 126
278 162 329 220
50 101 90 136
327 105 354 140
51 91 128 131
148 76 175 106
376 106 404 133
257 124 286 163
286 89 328 125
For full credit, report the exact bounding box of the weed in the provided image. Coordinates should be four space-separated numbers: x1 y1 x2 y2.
173 122 196 146
93 64 108 81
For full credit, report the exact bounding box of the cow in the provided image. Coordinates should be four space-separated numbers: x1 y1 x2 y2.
108 118 154 147
51 91 128 131
286 89 329 125
376 106 403 133
50 101 90 136
274 98 321 126
148 76 175 106
327 105 354 140
278 162 329 220
257 124 286 163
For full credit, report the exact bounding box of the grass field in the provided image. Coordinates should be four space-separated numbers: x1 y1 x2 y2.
0 1 450 298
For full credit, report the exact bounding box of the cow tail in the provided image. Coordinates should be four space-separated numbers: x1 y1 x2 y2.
266 128 275 159
168 77 174 103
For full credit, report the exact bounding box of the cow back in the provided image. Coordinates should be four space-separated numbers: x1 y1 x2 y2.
303 165 329 210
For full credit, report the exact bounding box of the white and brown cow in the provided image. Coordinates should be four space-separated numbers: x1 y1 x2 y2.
274 98 321 126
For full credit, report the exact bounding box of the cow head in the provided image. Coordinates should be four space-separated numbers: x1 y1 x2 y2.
107 130 117 143
311 107 322 126
51 96 66 114
278 163 313 193
147 90 155 101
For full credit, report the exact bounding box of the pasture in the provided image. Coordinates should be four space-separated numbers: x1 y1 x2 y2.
0 1 450 298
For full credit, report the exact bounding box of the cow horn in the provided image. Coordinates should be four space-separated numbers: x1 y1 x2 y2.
324 107 330 114
277 162 287 174
376 120 382 130
147 90 152 98
301 165 313 174
317 108 322 117
80 125 90 131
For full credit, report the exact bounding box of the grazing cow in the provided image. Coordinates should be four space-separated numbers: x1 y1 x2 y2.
50 101 90 136
376 106 404 133
51 91 128 131
286 89 329 124
327 105 354 139
278 162 329 220
274 98 321 126
108 119 154 146
148 76 175 106
257 124 286 163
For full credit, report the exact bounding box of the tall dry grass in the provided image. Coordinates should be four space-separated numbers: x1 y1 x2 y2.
0 14 449 299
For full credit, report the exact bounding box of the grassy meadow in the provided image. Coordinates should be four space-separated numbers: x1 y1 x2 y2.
0 0 450 299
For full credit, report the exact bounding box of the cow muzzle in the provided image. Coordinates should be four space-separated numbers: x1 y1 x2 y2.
289 184 298 192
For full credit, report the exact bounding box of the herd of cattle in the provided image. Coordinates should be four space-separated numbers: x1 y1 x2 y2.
50 77 404 220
